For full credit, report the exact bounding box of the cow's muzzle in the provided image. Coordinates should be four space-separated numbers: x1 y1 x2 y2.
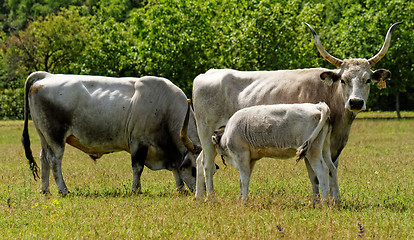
347 98 365 112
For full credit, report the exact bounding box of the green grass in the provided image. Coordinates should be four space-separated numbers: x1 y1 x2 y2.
1 113 414 239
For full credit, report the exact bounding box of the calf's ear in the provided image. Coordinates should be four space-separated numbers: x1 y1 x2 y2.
320 71 340 86
372 69 391 82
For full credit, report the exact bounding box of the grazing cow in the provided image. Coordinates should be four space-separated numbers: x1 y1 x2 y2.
211 103 338 203
192 22 401 201
22 72 201 195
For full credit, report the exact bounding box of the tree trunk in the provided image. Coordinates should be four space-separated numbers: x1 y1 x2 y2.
396 91 401 119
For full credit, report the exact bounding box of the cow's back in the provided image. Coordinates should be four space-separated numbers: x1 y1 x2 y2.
28 73 197 157
28 74 136 152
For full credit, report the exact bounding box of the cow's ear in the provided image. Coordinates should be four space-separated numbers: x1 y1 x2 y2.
320 71 340 86
180 155 191 169
372 69 391 82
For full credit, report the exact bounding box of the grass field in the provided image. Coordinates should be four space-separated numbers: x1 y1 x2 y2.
1 112 413 239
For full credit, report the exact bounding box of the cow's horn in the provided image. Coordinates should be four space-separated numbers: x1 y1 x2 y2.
368 22 402 66
305 23 343 67
180 99 197 153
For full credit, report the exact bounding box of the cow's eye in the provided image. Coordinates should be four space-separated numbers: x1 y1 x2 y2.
340 80 346 84
366 79 371 84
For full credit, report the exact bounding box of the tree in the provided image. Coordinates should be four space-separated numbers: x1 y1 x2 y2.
1 7 89 79
210 0 326 71
0 7 91 119
76 17 138 77
128 0 218 95
321 0 414 115
3 0 86 33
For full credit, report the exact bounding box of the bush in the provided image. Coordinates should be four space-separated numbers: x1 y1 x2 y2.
0 88 24 120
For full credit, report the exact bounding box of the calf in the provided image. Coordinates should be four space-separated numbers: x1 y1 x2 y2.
212 102 339 203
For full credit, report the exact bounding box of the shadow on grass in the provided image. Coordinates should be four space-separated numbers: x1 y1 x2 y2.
244 194 411 213
66 185 192 199
333 199 410 213
356 116 414 121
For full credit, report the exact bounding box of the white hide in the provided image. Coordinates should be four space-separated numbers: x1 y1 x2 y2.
212 103 339 202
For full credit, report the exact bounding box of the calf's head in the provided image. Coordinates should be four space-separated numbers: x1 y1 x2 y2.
211 126 225 155
306 22 401 112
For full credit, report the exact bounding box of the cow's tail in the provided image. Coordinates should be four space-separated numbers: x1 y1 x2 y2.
296 102 330 162
21 72 48 180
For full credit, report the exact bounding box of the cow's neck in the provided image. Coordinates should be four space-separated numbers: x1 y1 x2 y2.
328 83 357 164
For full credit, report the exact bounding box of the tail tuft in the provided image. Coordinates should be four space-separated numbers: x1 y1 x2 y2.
21 128 39 180
296 140 310 162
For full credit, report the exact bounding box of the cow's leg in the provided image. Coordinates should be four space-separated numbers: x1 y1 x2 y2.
250 160 257 174
322 142 340 203
237 151 252 203
172 169 185 192
320 125 340 203
131 145 148 193
328 166 339 203
45 143 68 195
203 145 216 200
38 134 53 194
39 146 51 194
195 151 206 199
304 158 320 202
197 138 216 201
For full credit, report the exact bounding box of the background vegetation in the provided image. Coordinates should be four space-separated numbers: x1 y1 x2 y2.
0 0 413 119
1 113 413 238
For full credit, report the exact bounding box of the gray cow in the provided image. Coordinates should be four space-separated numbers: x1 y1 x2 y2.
22 71 201 195
211 103 338 203
192 22 401 201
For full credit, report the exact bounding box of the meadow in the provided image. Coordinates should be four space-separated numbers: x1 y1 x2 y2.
1 112 413 239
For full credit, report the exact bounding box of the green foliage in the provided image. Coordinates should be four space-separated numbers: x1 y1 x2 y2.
128 0 219 93
1 7 89 77
0 88 24 119
209 0 326 70
94 0 144 21
3 0 86 33
76 17 138 77
0 0 413 119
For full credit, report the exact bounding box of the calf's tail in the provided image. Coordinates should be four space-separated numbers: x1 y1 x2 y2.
21 72 47 180
296 102 330 162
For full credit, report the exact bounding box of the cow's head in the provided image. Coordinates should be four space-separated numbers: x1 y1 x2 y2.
180 100 220 191
179 100 202 192
306 22 401 112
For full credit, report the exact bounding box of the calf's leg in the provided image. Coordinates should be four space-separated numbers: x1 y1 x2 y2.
304 158 321 202
236 151 252 203
307 154 330 202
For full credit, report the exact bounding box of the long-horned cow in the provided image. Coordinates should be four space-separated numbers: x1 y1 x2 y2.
22 72 201 195
192 22 401 201
211 103 338 203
